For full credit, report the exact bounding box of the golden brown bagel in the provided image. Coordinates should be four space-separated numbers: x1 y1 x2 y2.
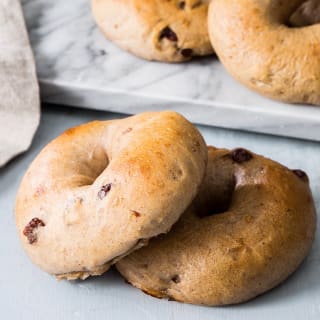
15 111 207 280
116 147 316 306
92 0 213 62
208 0 320 105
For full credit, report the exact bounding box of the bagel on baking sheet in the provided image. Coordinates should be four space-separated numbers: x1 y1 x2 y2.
91 0 213 62
116 147 316 306
208 0 320 105
15 111 207 280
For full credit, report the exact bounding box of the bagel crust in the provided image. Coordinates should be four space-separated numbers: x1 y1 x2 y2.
91 0 213 62
116 147 316 306
15 111 207 280
208 0 320 105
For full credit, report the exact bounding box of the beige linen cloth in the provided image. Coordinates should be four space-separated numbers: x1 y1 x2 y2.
0 0 40 167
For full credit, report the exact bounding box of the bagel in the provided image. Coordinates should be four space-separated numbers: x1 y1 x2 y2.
208 0 320 105
15 111 207 280
116 147 316 305
91 0 213 62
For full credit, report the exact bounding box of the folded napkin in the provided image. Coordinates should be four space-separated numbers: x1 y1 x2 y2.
0 0 40 167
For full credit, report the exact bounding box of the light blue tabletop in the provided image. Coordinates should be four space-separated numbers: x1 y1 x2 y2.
1 105 319 320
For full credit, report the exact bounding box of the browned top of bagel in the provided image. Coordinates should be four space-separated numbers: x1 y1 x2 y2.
91 0 213 62
208 0 320 105
15 111 207 280
116 147 316 305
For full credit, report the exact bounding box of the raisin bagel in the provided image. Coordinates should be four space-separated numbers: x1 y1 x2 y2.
208 0 320 105
91 0 213 62
116 147 316 305
15 111 207 280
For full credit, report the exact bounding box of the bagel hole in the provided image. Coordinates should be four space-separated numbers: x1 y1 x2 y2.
287 0 320 27
80 152 109 187
195 174 236 218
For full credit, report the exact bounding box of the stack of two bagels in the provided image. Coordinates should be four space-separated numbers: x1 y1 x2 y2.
16 111 316 306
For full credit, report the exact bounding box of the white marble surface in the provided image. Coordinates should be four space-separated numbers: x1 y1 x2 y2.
0 105 319 319
21 0 320 141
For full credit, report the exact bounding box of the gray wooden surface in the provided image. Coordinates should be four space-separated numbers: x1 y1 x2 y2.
0 105 319 319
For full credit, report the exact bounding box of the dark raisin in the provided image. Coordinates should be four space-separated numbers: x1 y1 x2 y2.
180 48 193 58
171 275 181 283
159 27 178 42
98 183 112 199
23 218 45 244
132 211 141 218
231 148 253 163
292 169 309 182
178 1 186 9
